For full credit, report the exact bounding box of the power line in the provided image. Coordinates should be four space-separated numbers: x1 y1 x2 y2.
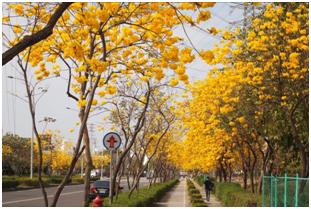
4 69 11 135
13 67 17 135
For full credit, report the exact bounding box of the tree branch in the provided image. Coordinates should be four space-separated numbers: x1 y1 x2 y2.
3 2 73 66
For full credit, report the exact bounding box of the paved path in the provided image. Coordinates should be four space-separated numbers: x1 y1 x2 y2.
191 179 223 207
154 178 189 207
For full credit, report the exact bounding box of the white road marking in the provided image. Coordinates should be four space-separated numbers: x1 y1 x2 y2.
3 191 83 205
11 184 84 193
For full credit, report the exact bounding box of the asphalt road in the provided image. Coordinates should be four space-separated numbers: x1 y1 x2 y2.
3 177 150 207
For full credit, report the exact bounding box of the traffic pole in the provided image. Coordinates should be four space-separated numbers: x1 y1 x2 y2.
109 150 113 204
30 129 33 179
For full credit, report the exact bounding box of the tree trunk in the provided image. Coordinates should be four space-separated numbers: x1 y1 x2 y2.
22 67 48 206
219 167 223 182
51 75 101 206
115 162 125 199
109 88 151 204
257 149 270 194
229 164 232 182
246 141 257 193
243 167 248 190
80 125 93 206
50 146 85 206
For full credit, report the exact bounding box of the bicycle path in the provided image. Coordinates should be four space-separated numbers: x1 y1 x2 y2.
154 178 189 207
191 179 223 207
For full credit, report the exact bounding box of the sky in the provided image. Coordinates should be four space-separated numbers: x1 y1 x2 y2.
2 3 244 153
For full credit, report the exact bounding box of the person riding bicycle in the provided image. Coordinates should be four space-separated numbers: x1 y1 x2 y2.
204 176 214 201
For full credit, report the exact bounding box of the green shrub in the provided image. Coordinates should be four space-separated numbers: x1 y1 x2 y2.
189 188 200 194
3 175 79 189
72 177 84 184
191 198 204 203
102 179 179 207
3 176 17 181
187 185 195 190
48 176 63 184
192 202 208 207
215 182 260 207
191 193 203 199
3 179 19 188
17 177 51 187
187 178 207 207
19 178 40 187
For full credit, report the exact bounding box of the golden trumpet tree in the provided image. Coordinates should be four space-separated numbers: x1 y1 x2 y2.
92 153 110 169
3 2 217 205
173 3 308 192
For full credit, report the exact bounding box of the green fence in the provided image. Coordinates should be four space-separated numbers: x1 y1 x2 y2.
262 174 309 207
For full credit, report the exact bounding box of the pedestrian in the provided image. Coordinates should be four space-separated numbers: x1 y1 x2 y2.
204 176 214 201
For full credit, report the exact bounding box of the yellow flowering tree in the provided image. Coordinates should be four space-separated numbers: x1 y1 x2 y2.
174 2 308 194
3 2 217 205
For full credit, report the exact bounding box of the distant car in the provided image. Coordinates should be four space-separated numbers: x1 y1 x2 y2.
90 170 97 177
89 180 123 200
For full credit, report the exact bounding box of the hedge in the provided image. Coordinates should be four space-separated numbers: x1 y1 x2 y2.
186 179 207 207
72 176 84 184
3 179 19 188
215 182 260 207
102 179 179 207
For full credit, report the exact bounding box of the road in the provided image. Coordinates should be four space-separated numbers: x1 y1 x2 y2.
3 177 150 207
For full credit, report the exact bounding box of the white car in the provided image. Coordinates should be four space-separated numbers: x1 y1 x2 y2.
82 170 98 177
90 170 97 177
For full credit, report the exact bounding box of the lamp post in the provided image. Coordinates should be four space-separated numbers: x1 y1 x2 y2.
30 130 33 179
39 117 56 176
8 76 34 178
7 76 49 179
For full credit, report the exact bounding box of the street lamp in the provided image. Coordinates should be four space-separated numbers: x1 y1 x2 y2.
7 75 34 179
30 131 34 179
39 117 56 176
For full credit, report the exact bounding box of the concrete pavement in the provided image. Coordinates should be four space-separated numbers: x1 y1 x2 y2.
154 178 189 207
3 177 150 207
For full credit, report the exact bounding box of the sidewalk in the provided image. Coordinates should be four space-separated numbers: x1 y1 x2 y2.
191 179 223 207
154 178 189 207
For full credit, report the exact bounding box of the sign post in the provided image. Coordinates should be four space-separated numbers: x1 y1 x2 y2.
103 132 121 204
109 150 113 202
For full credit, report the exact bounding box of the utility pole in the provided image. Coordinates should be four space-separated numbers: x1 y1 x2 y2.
30 130 33 179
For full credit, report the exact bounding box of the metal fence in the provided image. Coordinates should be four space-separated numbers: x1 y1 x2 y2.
262 174 309 207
